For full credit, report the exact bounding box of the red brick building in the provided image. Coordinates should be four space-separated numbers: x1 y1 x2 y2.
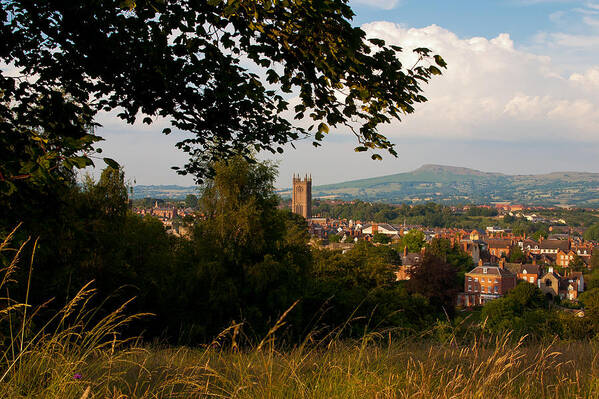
486 238 512 259
457 260 517 307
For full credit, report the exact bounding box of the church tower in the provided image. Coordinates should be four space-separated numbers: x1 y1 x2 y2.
292 174 312 219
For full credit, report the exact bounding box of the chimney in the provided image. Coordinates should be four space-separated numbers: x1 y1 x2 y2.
372 222 378 235
420 247 426 255
533 258 537 265
403 246 408 257
548 266 554 274
499 258 505 269
478 259 484 266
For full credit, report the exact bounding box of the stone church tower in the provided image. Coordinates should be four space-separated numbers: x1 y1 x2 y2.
292 174 312 219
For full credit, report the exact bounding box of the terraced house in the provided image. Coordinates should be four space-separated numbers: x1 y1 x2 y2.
486 238 512 259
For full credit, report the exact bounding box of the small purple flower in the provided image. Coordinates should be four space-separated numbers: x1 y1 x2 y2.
74 373 82 380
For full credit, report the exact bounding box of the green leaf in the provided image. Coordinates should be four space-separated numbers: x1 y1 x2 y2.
368 38 385 47
71 156 94 169
434 55 447 68
413 47 432 56
428 66 442 75
318 122 329 134
103 158 120 169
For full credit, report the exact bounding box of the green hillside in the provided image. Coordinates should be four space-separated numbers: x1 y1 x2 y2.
300 164 599 206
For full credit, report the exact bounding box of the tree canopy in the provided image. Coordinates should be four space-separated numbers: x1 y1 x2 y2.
1 0 445 192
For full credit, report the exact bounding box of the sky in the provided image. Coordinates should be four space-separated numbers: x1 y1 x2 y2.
90 0 599 188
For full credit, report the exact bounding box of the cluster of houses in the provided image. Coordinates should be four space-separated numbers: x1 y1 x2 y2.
133 201 195 237
308 216 596 307
456 260 584 307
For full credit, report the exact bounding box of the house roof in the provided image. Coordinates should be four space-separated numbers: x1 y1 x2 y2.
521 239 539 247
486 239 512 248
540 271 562 281
467 265 516 278
363 223 398 233
505 263 541 275
539 240 570 251
402 253 422 266
548 234 570 240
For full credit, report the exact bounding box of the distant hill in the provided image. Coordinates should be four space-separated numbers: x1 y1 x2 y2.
132 185 198 199
133 164 599 206
280 164 599 206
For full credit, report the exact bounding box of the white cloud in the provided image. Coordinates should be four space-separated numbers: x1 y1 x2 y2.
587 1 599 10
356 22 599 142
583 15 599 25
569 66 599 85
550 32 599 47
549 10 566 22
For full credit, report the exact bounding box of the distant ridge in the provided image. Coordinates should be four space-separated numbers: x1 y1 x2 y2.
134 164 599 206
415 164 505 177
282 164 599 206
132 185 198 199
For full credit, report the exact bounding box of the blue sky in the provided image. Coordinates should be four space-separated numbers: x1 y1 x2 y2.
90 0 599 187
352 1 560 41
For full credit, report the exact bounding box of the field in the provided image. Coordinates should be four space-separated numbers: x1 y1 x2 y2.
4 330 599 398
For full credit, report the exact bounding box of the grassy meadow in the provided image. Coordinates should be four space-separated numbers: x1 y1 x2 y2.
4 328 599 399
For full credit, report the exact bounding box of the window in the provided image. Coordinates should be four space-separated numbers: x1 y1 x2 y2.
494 286 498 294
468 277 472 281
474 278 478 282
545 279 552 287
483 267 488 274
529 277 534 283
468 285 472 292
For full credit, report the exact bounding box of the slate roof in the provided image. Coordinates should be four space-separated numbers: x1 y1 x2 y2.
363 223 398 232
539 240 570 251
467 265 516 278
486 239 512 248
505 263 541 276
521 239 539 248
402 253 422 266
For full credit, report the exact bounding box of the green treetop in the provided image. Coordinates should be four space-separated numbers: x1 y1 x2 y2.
1 0 445 193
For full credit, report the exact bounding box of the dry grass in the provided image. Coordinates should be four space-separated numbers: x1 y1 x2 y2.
5 333 599 399
2 230 599 398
